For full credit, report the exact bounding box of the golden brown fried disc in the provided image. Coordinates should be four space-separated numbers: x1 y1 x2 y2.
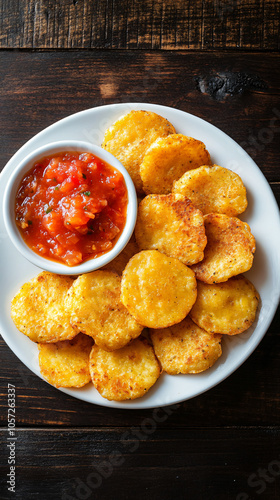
140 134 211 194
135 194 207 265
38 333 93 388
120 250 197 328
65 270 143 351
102 110 176 193
11 271 77 343
89 337 161 400
190 276 260 335
173 165 248 216
103 233 139 275
150 316 222 374
191 213 256 283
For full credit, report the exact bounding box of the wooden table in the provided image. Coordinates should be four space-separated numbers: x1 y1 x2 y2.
0 2 279 499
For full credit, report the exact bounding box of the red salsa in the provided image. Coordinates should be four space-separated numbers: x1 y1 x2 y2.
15 151 128 266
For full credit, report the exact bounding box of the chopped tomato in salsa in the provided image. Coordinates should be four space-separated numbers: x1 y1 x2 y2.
15 152 128 266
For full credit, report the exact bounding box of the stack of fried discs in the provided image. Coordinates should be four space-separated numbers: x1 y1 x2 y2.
11 110 259 401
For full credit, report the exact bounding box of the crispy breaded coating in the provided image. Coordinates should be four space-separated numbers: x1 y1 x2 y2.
65 270 143 351
89 337 161 400
103 233 139 275
120 250 197 329
11 271 77 343
10 110 261 398
190 277 260 335
150 316 222 374
38 333 93 388
102 110 176 193
172 164 248 216
135 194 207 265
140 134 211 194
191 213 255 283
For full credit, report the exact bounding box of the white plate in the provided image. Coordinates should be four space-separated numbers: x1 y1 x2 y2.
0 103 279 409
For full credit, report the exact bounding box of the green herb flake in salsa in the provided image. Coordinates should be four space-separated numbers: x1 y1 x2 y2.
15 151 128 266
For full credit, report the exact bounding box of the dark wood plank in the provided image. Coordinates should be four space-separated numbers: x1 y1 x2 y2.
0 51 279 181
1 428 280 499
0 0 279 50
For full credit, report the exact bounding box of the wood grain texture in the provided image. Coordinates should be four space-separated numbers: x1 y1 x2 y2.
0 47 279 500
0 0 279 50
0 2 279 496
0 51 279 181
1 428 280 500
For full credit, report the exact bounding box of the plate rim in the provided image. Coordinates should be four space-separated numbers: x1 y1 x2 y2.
1 102 280 409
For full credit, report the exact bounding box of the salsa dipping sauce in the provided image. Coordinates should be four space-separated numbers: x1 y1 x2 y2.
15 151 128 266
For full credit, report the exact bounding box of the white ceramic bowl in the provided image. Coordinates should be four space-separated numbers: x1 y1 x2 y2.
2 140 137 275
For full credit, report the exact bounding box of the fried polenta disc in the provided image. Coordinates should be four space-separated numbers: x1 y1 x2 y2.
38 333 93 388
11 271 77 343
103 233 139 275
172 165 248 216
102 110 176 193
121 250 197 328
65 270 143 351
190 277 259 335
135 194 206 265
89 337 161 400
140 134 211 194
191 213 255 283
150 316 222 374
